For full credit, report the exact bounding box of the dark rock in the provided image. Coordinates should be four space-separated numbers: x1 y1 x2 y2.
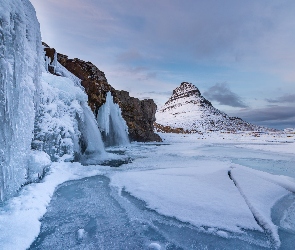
114 90 162 142
56 54 114 112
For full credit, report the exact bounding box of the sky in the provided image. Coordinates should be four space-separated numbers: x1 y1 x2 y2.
30 0 295 130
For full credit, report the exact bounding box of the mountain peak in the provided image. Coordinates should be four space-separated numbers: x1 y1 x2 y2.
156 82 271 133
166 82 201 105
173 81 201 96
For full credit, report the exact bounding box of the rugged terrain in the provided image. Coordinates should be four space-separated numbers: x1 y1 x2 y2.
155 82 271 133
43 44 161 142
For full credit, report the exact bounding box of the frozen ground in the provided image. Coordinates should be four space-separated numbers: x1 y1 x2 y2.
0 132 295 249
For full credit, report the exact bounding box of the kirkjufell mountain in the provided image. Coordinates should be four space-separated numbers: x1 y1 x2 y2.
155 82 271 133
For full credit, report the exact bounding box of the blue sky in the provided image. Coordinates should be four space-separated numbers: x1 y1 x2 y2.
31 0 295 129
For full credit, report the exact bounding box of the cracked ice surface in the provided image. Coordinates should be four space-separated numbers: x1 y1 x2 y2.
110 132 295 249
1 132 295 249
111 162 263 233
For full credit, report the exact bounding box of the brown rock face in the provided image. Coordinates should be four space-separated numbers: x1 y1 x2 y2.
114 90 162 142
57 53 115 112
44 46 161 142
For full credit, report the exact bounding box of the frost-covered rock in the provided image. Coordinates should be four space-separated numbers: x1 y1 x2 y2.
0 0 43 200
156 82 271 133
54 49 161 142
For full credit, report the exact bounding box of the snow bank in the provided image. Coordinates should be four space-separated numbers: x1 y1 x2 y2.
0 0 43 200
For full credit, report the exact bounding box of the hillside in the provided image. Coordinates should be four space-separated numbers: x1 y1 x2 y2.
155 82 272 133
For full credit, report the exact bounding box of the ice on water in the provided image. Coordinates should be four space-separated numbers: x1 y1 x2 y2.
97 92 129 147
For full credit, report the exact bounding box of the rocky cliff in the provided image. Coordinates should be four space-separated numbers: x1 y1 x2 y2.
43 44 161 142
156 82 271 133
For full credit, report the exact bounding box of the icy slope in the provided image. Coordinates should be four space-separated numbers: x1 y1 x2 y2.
0 0 43 200
156 82 266 132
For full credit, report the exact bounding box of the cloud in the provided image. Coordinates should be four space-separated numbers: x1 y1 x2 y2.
266 94 295 103
231 106 295 129
203 83 248 108
31 0 295 113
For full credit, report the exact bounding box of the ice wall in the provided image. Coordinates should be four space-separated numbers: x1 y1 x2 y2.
0 0 43 201
33 73 85 161
34 61 106 162
97 92 130 147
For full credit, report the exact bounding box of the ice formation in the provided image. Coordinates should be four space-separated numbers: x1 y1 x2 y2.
97 92 130 147
34 71 106 162
0 0 43 201
0 0 107 201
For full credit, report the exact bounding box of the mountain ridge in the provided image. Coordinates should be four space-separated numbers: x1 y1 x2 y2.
155 82 274 133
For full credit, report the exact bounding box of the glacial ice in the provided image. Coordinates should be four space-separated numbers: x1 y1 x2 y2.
97 92 130 147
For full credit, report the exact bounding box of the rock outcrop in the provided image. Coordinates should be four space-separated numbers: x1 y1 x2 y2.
156 82 272 133
43 44 161 142
115 90 161 142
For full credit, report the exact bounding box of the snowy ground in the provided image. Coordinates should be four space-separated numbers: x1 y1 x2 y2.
0 132 295 249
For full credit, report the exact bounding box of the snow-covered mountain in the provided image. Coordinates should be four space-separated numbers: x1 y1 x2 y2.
156 82 269 133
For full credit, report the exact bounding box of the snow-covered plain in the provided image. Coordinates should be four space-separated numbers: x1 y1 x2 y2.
1 132 294 249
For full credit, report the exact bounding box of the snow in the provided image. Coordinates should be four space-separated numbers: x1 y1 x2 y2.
236 142 295 155
111 162 263 232
109 132 295 248
0 132 294 249
1 2 295 248
156 82 268 132
97 92 129 147
0 162 108 250
148 242 162 249
0 0 43 201
34 71 106 162
27 151 51 182
230 165 289 247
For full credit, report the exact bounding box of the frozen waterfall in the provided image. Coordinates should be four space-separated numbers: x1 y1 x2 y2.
97 92 130 147
80 103 106 156
0 0 43 201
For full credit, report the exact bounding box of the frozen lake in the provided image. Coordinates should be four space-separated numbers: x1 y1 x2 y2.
1 132 295 249
28 133 295 249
